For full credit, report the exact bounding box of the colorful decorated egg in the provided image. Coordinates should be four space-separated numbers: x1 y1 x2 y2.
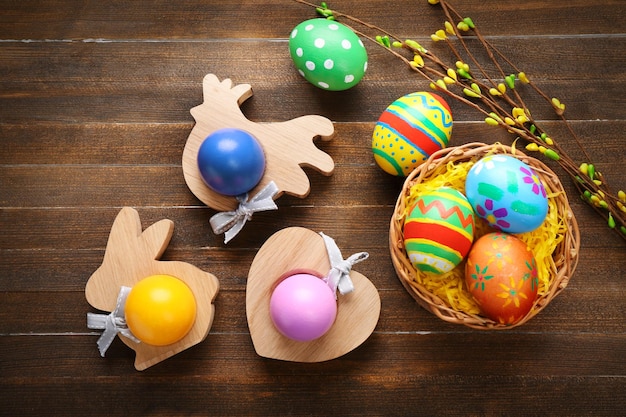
465 155 548 233
372 92 452 176
197 128 266 196
403 187 475 274
289 19 368 91
465 232 539 324
269 273 337 342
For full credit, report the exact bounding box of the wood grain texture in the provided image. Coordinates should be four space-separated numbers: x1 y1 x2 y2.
2 40 626 123
1 0 625 415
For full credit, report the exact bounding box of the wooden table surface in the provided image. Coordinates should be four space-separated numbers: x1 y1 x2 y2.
1 0 625 415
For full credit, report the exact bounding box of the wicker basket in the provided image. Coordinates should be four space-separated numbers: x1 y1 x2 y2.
389 142 580 329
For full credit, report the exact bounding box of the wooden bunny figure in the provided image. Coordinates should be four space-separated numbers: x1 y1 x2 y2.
85 207 219 370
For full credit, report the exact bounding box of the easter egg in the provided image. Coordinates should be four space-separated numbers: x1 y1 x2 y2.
125 274 197 346
372 92 452 176
197 128 266 196
465 232 539 324
465 155 548 233
269 273 337 342
403 187 475 274
289 19 368 91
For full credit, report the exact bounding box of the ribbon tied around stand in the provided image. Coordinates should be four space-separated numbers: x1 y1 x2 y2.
210 181 279 244
87 286 140 357
320 232 369 298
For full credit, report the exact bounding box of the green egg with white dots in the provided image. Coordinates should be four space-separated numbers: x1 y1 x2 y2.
289 19 368 91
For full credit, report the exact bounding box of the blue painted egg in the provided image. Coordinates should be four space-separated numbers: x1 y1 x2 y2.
465 155 548 233
197 128 266 196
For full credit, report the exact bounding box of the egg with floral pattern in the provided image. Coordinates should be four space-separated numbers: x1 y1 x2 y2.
465 232 539 324
465 155 548 233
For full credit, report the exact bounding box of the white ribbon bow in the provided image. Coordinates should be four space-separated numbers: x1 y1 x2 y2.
210 181 279 244
87 286 140 357
320 232 369 298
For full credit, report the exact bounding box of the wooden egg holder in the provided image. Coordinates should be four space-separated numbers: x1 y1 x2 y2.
182 74 335 213
85 207 219 370
247 227 381 362
85 75 380 368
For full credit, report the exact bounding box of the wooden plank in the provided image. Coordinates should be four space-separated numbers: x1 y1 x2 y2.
0 334 624 378
2 121 625 167
0 171 623 252
0 39 625 123
0 165 404 208
2 38 623 84
0 122 192 165
0 0 623 39
1 373 623 416
0 124 623 211
1 202 624 252
0 244 624 292
1 281 625 335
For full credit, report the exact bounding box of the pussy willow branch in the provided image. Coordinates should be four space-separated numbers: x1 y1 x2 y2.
292 0 626 242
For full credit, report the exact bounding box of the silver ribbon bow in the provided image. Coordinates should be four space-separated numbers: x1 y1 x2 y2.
210 181 279 244
87 286 140 357
320 232 369 298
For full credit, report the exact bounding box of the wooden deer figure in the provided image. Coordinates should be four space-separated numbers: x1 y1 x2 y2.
182 74 336 214
85 207 219 370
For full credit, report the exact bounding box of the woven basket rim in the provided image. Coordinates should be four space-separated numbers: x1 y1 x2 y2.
389 142 581 330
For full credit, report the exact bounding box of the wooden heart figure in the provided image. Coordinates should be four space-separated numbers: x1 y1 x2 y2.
247 227 381 362
182 74 335 243
85 207 219 370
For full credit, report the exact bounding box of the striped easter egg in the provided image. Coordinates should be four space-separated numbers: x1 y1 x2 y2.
403 187 475 274
372 92 452 176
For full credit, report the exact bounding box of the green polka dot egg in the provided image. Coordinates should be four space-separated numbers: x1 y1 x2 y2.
289 19 368 91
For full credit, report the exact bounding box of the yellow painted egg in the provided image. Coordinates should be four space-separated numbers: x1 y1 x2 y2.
125 274 197 346
372 92 452 176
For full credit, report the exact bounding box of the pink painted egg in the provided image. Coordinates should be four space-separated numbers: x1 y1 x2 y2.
269 273 337 342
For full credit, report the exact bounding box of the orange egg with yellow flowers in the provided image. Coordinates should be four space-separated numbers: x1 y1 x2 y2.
465 232 539 325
